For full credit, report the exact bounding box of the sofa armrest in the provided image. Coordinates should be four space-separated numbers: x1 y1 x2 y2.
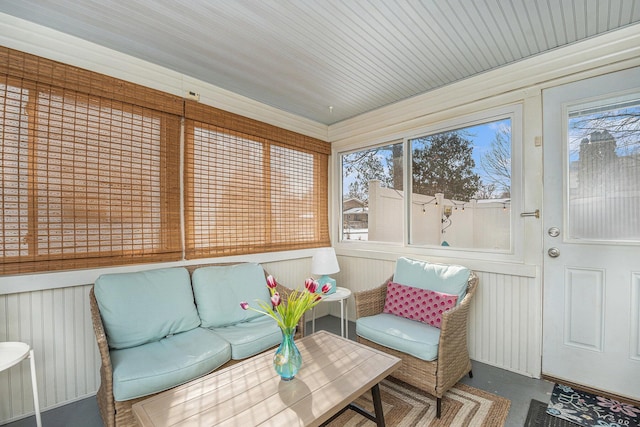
354 276 392 319
436 271 478 389
90 287 116 427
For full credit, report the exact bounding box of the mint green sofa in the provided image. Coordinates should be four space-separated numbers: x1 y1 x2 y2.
90 262 300 427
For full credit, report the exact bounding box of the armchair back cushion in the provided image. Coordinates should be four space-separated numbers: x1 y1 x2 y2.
192 263 271 328
393 257 470 304
94 267 201 350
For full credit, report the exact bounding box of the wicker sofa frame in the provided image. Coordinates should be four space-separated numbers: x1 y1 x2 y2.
354 271 478 418
89 263 305 427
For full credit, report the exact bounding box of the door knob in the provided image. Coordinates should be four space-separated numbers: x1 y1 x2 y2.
548 247 560 258
548 227 560 237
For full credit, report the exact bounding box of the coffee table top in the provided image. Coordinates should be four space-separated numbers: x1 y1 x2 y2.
133 330 400 427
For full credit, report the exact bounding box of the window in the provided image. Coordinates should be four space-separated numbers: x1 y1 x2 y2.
567 95 640 242
341 142 403 242
184 102 330 258
340 108 518 254
410 119 512 251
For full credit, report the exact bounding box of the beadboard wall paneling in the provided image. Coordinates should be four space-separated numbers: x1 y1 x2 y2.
469 271 541 377
0 285 100 424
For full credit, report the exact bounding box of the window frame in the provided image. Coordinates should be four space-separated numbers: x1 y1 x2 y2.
335 104 524 263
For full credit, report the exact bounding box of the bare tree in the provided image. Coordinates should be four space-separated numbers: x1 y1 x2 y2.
480 127 511 197
342 144 399 203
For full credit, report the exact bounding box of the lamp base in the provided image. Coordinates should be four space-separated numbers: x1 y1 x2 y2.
316 275 336 294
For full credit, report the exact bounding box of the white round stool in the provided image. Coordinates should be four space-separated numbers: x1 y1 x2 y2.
0 342 42 427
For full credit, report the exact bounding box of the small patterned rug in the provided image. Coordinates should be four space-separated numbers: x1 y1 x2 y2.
325 377 510 426
525 400 576 427
546 383 640 427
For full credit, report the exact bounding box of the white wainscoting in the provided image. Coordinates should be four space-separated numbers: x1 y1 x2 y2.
0 255 541 423
0 285 100 424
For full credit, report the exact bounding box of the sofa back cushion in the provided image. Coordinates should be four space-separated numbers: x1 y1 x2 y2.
393 257 470 304
94 267 201 350
192 263 270 328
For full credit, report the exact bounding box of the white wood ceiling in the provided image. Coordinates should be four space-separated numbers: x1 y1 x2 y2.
1 0 639 125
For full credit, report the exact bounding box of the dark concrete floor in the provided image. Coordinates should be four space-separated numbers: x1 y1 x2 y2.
4 315 553 427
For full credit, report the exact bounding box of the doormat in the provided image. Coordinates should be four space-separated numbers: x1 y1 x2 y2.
524 399 577 427
546 383 640 427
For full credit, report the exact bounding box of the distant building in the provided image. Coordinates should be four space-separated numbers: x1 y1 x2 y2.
342 198 368 231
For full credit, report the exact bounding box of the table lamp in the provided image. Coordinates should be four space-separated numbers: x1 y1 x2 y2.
311 247 340 295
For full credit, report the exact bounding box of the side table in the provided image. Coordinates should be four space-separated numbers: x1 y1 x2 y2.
0 342 42 427
311 286 352 338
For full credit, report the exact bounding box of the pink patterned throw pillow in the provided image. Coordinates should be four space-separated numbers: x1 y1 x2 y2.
383 282 458 328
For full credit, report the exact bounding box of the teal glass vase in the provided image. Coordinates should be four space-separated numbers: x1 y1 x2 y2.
273 327 302 381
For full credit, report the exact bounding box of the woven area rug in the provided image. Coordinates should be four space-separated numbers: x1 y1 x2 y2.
325 378 510 426
545 383 640 427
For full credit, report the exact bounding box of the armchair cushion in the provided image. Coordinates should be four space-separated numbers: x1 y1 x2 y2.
393 257 470 304
356 313 441 361
94 267 201 350
192 263 271 328
383 281 458 328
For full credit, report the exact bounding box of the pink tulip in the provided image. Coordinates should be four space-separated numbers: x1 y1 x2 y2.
271 292 281 307
266 275 277 289
321 283 331 294
240 302 249 310
305 278 318 293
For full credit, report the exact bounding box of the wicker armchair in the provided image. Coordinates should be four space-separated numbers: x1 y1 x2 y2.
354 269 478 418
90 263 304 427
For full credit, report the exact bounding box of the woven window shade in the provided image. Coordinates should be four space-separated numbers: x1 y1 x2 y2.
1 47 330 273
0 68 182 274
184 109 330 258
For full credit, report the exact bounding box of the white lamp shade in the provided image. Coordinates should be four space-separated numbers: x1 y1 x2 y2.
311 247 340 275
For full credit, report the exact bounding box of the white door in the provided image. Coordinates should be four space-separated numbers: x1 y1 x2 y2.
542 67 640 400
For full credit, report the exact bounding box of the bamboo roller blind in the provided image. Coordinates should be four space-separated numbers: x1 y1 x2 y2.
184 101 330 258
0 47 330 275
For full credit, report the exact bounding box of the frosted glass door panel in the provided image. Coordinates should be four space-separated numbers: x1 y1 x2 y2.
567 97 640 242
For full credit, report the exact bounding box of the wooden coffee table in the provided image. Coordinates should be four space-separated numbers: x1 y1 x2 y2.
132 330 400 426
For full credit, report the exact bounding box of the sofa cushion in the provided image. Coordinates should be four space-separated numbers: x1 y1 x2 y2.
356 313 441 361
393 257 470 304
383 281 458 328
110 327 231 401
192 263 271 328
210 315 281 360
95 267 201 350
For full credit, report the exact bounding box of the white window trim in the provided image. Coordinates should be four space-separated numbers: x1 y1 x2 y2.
335 104 524 264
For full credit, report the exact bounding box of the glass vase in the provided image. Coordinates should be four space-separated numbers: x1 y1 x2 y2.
273 327 302 381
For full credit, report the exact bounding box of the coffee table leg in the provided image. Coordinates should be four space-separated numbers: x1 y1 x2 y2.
371 383 385 427
323 383 386 427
